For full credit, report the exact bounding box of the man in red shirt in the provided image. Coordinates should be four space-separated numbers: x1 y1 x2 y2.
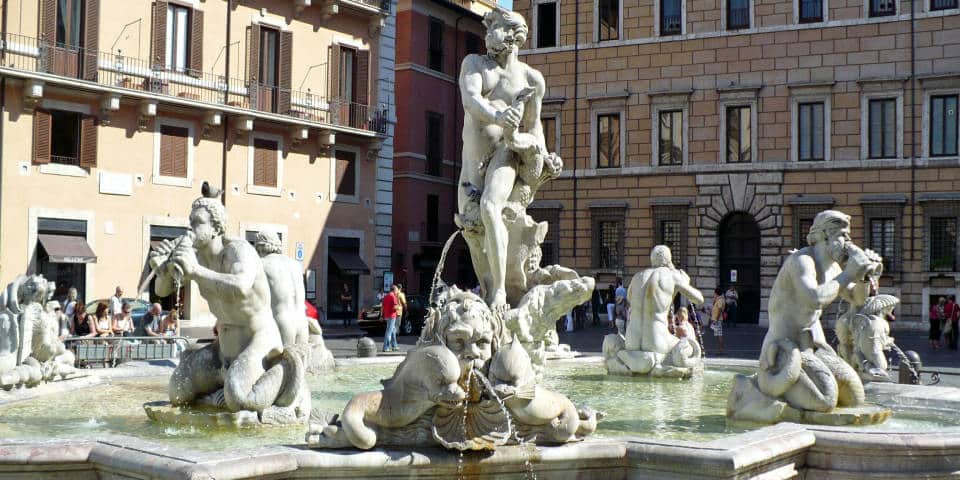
381 288 399 352
946 295 959 351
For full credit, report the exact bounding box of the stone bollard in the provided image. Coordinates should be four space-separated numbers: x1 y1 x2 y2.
357 336 377 358
898 350 922 385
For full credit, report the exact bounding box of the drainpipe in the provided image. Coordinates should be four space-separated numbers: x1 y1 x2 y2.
571 0 580 258
908 0 916 271
221 0 232 206
0 0 8 265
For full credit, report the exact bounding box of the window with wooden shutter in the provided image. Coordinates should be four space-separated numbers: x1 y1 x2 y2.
82 0 99 81
277 31 292 114
253 138 278 188
189 9 203 75
79 114 98 169
151 1 168 70
246 24 261 109
159 125 189 178
33 110 52 165
334 149 357 196
356 49 369 108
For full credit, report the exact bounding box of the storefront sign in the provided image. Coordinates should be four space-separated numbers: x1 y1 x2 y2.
383 272 394 292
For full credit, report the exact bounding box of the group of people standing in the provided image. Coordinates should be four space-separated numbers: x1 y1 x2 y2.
51 286 181 344
379 283 407 352
930 295 960 350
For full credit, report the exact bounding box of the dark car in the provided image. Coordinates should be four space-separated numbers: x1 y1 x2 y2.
357 294 429 336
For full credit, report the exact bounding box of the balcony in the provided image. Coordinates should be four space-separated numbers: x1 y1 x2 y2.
0 33 388 135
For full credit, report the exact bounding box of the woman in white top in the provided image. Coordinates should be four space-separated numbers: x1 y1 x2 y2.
112 302 135 337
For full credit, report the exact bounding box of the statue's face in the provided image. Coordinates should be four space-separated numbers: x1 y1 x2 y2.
824 226 852 264
254 242 270 257
485 21 519 57
444 309 494 373
189 208 218 248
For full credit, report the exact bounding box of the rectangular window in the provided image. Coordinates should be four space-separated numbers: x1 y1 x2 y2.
726 105 752 163
660 219 682 262
252 138 278 188
340 47 356 102
334 149 357 196
259 27 279 87
428 18 443 72
465 33 481 54
798 102 825 161
870 0 896 16
427 195 439 242
596 113 621 168
597 220 623 269
869 218 896 271
159 125 189 178
598 0 620 41
536 2 557 48
658 110 683 165
799 0 823 21
166 4 191 72
931 95 958 157
661 0 682 35
930 217 958 271
51 110 81 166
868 98 897 159
55 0 84 47
727 0 750 29
542 116 557 153
426 112 443 176
931 0 958 10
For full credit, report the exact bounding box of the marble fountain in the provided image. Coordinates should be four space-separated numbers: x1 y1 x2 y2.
1 9 960 479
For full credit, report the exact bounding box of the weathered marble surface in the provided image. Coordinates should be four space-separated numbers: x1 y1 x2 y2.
145 187 309 426
603 246 704 378
836 294 899 383
727 210 888 425
0 274 76 389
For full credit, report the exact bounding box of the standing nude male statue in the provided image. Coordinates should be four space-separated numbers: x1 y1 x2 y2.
458 9 547 315
152 195 302 413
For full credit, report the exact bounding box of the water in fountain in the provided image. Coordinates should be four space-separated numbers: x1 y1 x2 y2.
455 368 471 479
472 368 536 480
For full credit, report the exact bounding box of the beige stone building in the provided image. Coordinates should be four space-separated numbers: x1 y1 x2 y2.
514 0 960 326
0 0 395 326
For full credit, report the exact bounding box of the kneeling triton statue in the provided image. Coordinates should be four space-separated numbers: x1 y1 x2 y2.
726 210 891 425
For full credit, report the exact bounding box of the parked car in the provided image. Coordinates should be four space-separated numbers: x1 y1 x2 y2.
357 294 429 336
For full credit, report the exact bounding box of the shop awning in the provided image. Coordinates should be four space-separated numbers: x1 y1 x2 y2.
329 249 370 275
38 234 97 264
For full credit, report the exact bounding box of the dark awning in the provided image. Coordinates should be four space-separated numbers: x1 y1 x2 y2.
329 249 370 275
38 234 97 264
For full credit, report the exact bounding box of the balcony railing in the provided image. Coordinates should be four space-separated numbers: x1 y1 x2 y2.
0 32 388 134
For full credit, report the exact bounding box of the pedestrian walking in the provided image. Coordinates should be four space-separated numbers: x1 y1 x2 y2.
339 284 353 327
724 286 739 328
930 297 945 349
605 284 616 326
710 287 725 353
381 286 399 352
946 295 959 350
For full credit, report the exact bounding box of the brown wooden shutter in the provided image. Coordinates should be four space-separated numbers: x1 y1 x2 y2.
277 31 293 114
173 132 187 177
189 9 203 75
328 44 341 103
253 139 277 187
356 49 370 107
79 115 98 169
33 110 52 165
246 25 261 108
160 125 189 177
151 1 168 70
83 0 99 80
159 127 174 176
41 0 56 71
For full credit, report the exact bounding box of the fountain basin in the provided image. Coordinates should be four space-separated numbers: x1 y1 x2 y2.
0 357 958 479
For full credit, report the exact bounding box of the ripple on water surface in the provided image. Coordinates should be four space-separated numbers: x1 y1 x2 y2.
0 362 956 450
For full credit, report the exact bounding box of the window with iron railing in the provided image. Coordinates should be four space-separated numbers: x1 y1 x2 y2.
870 0 896 16
727 0 750 29
799 0 823 22
930 217 958 271
595 220 624 269
931 0 958 10
930 95 958 157
51 110 81 166
661 0 682 35
869 217 896 272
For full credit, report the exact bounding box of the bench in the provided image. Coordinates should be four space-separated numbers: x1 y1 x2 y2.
65 336 187 368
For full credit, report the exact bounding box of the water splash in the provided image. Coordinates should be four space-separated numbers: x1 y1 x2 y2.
83 417 105 428
428 231 462 305
456 368 472 480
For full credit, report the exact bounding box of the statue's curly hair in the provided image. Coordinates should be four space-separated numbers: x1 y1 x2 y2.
806 210 851 246
482 9 528 46
255 230 283 255
418 284 507 351
190 197 227 234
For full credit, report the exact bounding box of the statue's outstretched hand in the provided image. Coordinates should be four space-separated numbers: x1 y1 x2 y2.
495 106 522 130
842 244 874 283
170 235 198 277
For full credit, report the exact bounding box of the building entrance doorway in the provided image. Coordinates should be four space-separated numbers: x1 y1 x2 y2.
718 212 761 325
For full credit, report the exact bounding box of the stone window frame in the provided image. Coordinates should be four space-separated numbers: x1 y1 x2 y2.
528 203 562 266
859 89 904 161
789 85 833 163
329 145 361 204
649 91 691 167
593 0 623 43
924 0 959 13
152 116 195 188
794 0 829 23
717 88 759 165
37 99 94 178
788 197 834 249
722 0 754 31
590 107 626 170
652 202 690 269
921 197 960 273
866 0 897 17
861 195 906 273
531 0 561 49
541 112 561 154
246 131 284 197
921 83 960 159
653 0 686 37
590 203 626 272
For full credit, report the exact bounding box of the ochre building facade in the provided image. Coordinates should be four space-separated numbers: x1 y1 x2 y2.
514 0 960 325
